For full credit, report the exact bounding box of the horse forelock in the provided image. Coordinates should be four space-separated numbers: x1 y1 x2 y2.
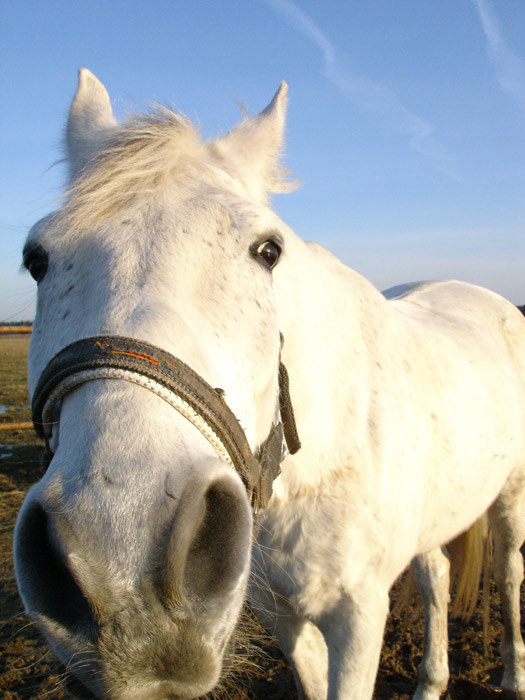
61 104 295 236
62 106 212 234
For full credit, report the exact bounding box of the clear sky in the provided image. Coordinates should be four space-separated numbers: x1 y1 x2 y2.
1 0 524 321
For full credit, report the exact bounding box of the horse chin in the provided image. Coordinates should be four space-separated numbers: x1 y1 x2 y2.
34 607 229 700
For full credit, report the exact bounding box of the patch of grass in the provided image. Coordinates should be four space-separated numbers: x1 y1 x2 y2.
0 335 60 699
0 336 32 427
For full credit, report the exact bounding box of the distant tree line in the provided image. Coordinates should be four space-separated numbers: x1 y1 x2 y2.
519 305 525 316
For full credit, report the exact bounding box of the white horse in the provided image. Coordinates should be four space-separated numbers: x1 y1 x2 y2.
14 69 525 700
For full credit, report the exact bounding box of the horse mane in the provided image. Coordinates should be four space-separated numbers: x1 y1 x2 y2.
62 106 208 233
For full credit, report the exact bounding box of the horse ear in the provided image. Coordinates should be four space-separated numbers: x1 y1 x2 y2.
66 68 117 179
212 82 291 199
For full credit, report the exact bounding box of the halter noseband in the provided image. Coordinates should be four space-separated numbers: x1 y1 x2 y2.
31 335 300 511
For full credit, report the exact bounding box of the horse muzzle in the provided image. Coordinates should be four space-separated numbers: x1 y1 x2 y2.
14 448 252 699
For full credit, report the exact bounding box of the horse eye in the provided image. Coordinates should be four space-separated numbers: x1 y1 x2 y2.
23 244 49 283
256 241 281 270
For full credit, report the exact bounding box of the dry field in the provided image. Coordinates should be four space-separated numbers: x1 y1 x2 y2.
0 333 520 698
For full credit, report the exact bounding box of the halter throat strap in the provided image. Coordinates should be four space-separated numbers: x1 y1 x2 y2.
31 335 300 510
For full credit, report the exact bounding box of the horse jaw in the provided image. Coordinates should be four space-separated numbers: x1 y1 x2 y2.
67 67 117 179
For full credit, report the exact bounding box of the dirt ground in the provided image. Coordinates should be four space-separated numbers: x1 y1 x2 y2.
1 334 522 698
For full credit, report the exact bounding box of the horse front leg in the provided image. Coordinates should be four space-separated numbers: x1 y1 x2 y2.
317 581 389 700
249 564 328 700
412 548 450 700
255 592 328 699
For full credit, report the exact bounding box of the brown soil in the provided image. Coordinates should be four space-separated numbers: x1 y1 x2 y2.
1 437 521 699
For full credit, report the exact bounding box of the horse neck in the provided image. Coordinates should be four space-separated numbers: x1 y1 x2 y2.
277 244 394 493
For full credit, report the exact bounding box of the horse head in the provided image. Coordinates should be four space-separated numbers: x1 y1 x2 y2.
14 69 300 699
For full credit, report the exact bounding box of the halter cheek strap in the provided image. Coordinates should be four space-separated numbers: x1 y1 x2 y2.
31 335 300 511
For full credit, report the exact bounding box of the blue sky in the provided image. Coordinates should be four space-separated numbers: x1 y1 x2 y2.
2 0 524 321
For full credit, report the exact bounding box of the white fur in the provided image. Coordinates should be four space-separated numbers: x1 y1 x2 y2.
15 70 525 700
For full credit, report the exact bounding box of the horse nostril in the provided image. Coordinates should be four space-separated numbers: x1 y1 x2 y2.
184 479 252 599
14 502 97 641
159 474 252 608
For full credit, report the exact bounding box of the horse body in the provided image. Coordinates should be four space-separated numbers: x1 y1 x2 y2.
271 263 524 558
256 264 525 698
14 69 525 700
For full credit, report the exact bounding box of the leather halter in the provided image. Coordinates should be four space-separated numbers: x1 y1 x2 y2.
31 335 300 510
